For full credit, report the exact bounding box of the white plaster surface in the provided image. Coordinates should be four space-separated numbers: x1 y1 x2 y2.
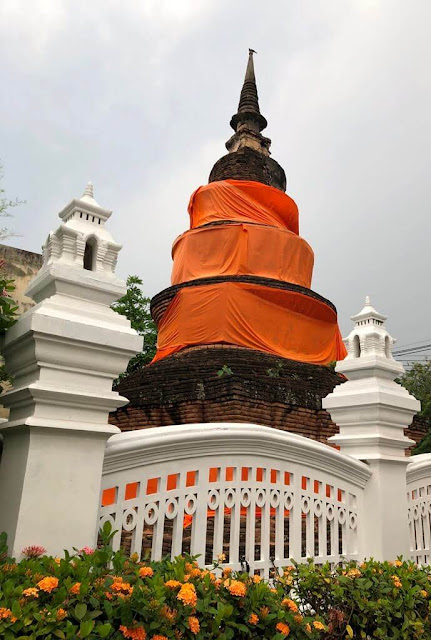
0 185 142 557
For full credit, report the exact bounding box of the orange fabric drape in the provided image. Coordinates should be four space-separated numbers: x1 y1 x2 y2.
171 223 314 288
183 507 290 529
188 180 299 234
152 282 346 365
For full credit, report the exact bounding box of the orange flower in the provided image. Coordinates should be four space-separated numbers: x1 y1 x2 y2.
421 590 428 598
253 574 262 583
190 568 201 578
139 566 154 578
282 598 298 613
177 583 197 607
313 621 326 631
56 608 67 621
214 579 222 589
395 560 403 567
276 622 290 636
293 614 303 624
22 587 39 598
222 567 232 577
165 580 181 589
259 606 270 619
188 616 200 634
346 568 361 578
160 605 177 622
224 579 247 597
69 582 81 595
152 637 168 640
37 577 59 593
305 623 311 632
120 626 147 640
0 608 16 621
111 580 133 594
248 613 259 625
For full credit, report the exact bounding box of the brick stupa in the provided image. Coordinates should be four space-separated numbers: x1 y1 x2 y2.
110 52 427 449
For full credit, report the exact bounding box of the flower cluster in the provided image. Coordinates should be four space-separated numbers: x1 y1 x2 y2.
0 527 429 640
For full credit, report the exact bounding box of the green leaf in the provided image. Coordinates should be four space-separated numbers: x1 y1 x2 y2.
11 599 21 618
74 603 87 620
80 619 95 638
97 623 112 638
346 624 354 638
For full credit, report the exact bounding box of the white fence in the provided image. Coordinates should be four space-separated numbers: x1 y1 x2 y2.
407 454 431 565
99 423 371 577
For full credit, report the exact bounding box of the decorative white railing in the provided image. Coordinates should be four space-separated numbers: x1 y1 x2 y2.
99 423 371 577
407 454 431 564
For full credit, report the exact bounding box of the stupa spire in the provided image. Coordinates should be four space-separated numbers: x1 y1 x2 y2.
209 50 286 192
230 49 268 135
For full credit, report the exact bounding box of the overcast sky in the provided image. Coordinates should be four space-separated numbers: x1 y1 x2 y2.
1 0 430 351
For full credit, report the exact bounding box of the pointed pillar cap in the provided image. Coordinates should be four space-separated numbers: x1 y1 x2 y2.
79 181 100 207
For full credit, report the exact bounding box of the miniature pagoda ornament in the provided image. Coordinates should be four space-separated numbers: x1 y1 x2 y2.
0 183 142 557
324 296 420 459
323 297 420 560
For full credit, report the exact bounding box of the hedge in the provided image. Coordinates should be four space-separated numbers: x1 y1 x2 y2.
0 525 430 639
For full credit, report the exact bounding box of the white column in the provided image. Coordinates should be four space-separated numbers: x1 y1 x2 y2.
0 184 142 557
323 297 420 561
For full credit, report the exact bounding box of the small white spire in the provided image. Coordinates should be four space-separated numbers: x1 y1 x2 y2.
83 181 93 199
79 181 99 207
365 295 371 305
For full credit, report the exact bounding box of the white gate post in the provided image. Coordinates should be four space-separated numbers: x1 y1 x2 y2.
323 297 420 561
0 184 142 558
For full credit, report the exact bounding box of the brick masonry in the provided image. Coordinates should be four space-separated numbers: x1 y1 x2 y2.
110 345 427 454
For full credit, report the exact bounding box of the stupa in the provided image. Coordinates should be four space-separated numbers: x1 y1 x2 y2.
110 52 426 448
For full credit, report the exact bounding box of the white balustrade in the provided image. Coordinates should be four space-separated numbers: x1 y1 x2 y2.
99 423 371 577
407 454 431 564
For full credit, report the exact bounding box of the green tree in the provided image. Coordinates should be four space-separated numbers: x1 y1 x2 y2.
399 361 431 454
111 275 157 379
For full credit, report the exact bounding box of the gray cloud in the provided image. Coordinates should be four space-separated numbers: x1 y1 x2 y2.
1 0 430 350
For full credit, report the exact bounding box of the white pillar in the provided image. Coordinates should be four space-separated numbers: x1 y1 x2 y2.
0 183 142 557
323 297 420 561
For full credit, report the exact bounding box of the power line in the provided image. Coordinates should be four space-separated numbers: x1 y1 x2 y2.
393 344 431 356
393 337 431 350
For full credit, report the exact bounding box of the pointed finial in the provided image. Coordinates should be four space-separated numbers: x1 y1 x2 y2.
79 181 100 207
82 181 93 199
229 50 267 133
365 295 371 305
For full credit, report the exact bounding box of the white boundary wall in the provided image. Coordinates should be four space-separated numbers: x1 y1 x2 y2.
99 423 371 577
407 454 431 564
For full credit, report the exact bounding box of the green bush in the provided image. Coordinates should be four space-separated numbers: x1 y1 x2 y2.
0 527 430 639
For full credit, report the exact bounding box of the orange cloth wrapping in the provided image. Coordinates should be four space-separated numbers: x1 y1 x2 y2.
153 282 347 365
188 180 299 234
171 223 314 288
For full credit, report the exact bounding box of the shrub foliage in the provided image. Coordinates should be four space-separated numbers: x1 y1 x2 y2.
0 526 430 639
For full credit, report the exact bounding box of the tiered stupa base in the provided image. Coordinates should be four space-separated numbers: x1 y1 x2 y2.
111 345 427 452
112 345 343 442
